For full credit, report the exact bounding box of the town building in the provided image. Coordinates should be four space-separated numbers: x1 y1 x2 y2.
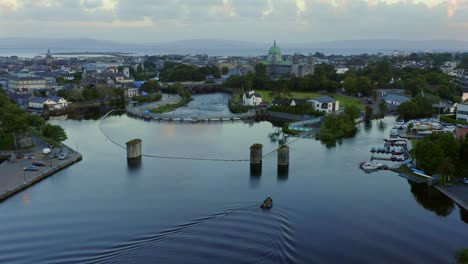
8 76 47 91
261 41 314 79
383 94 410 106
124 83 139 98
242 90 262 106
456 104 468 122
28 96 68 110
309 96 340 113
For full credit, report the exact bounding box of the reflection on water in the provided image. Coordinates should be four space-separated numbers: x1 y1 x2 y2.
408 180 455 217
1 113 467 263
378 119 387 131
277 167 289 181
460 206 468 224
127 157 142 171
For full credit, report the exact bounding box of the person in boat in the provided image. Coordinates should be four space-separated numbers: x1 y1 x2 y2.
261 197 273 208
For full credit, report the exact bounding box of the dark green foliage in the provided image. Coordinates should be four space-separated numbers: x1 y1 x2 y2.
228 102 252 113
457 53 468 70
221 66 229 75
397 95 437 120
378 101 387 117
456 248 468 264
160 64 220 82
43 124 68 143
269 105 325 117
132 94 162 104
414 133 466 177
141 80 161 93
0 89 66 149
440 115 468 125
224 63 339 94
82 87 99 100
317 106 360 140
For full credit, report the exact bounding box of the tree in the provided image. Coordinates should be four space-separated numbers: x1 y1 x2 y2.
141 80 161 93
43 124 67 143
221 66 229 75
255 63 267 77
378 101 388 117
397 101 419 120
415 140 444 175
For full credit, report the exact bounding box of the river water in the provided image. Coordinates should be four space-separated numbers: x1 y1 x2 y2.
0 94 467 263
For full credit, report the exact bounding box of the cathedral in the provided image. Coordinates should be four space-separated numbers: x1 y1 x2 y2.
262 41 314 79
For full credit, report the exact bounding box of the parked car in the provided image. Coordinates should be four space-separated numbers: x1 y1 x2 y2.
58 152 68 160
26 154 35 159
16 153 24 159
463 178 468 184
24 166 39 171
32 161 46 167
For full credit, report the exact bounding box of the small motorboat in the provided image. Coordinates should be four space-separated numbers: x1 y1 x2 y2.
360 162 382 171
370 147 376 153
261 197 273 209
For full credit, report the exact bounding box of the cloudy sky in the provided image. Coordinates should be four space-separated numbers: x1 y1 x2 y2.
0 0 467 43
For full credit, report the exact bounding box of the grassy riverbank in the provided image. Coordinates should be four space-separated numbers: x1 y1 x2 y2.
150 97 192 114
255 90 364 110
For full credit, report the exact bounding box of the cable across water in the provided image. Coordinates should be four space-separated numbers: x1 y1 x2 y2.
98 109 312 162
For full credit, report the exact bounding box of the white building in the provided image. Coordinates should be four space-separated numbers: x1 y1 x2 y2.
383 94 410 106
242 90 262 106
309 96 339 113
456 104 468 122
29 96 68 110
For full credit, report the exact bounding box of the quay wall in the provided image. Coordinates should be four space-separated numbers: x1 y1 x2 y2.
0 151 82 202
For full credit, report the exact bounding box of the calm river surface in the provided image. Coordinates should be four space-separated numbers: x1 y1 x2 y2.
0 95 467 263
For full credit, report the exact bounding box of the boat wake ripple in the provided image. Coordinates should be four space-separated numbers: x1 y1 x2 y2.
80 205 297 264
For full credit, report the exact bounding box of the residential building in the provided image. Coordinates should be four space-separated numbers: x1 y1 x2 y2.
28 96 68 110
124 83 139 98
456 104 468 122
309 96 339 113
242 90 262 106
272 97 293 106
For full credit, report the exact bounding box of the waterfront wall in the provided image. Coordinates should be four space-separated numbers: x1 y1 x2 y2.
0 152 82 202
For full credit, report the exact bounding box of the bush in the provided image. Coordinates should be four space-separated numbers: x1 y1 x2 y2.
228 101 253 113
317 112 357 140
440 115 468 126
133 94 162 104
269 104 325 117
456 248 468 264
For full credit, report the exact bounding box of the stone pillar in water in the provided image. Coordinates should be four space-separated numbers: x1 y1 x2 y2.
126 139 142 159
250 144 262 175
277 145 289 176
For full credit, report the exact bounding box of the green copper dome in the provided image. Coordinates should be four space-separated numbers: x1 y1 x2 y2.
268 41 281 55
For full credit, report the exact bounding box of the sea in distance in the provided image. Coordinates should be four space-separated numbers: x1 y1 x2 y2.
0 93 467 264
